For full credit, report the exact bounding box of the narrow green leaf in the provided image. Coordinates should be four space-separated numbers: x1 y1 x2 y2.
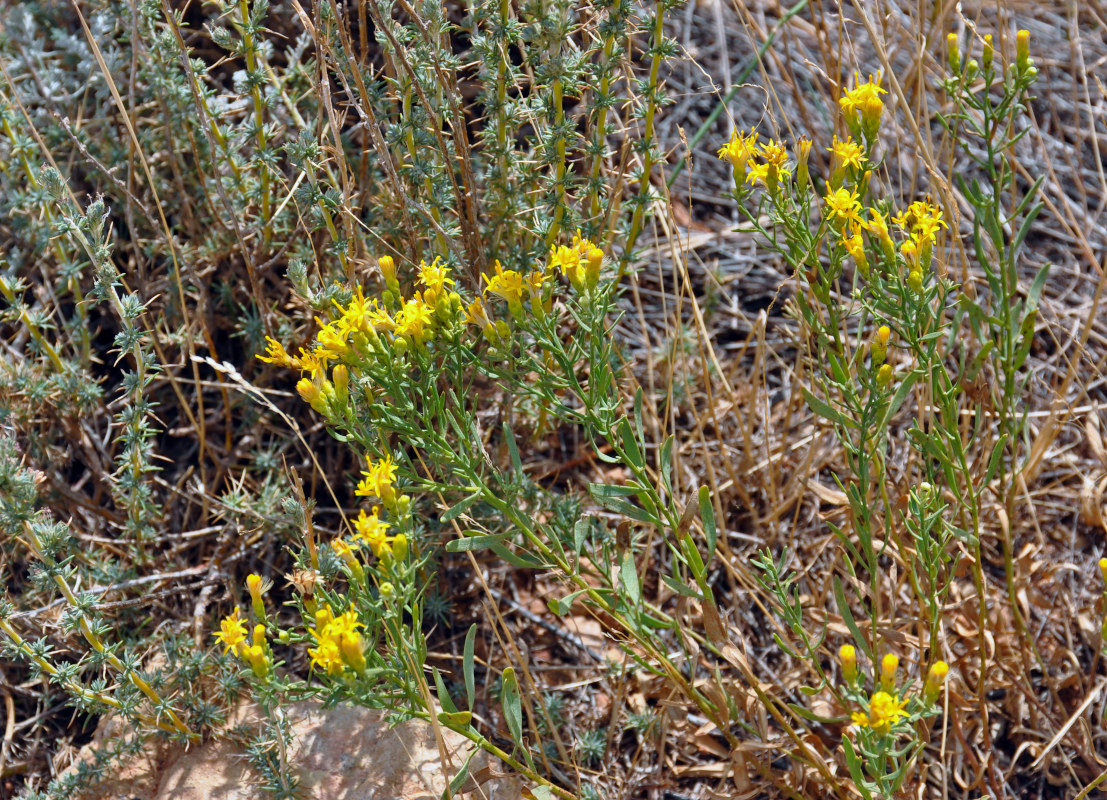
834 576 871 659
983 434 1008 486
446 532 509 552
617 417 645 470
501 667 523 748
440 493 479 523
503 421 523 476
490 542 550 569
698 485 717 557
661 573 701 598
573 519 590 554
463 624 477 712
659 435 674 497
620 550 641 605
434 667 458 714
801 386 855 429
443 748 478 800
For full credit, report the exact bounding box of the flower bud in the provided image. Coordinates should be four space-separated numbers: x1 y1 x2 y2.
379 581 394 597
246 573 269 621
795 137 812 190
332 364 349 408
880 653 899 692
947 33 960 74
585 248 603 290
252 624 266 649
339 631 366 673
908 270 924 294
839 644 858 684
244 644 270 678
378 255 397 288
1016 29 1030 73
1099 557 1107 587
870 325 891 365
391 533 408 562
876 363 893 389
924 660 948 703
982 34 993 71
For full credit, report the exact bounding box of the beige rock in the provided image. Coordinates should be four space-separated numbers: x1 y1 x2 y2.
75 701 522 800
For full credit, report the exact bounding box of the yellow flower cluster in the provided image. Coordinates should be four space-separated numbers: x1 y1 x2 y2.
308 604 366 676
213 607 271 678
355 454 402 513
840 73 886 144
717 129 759 186
851 691 907 734
257 255 464 416
548 232 603 293
746 139 791 192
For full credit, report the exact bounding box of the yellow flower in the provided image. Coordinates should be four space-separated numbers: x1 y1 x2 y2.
824 187 862 229
840 73 886 142
1100 557 1107 587
308 636 345 676
876 363 893 388
549 244 584 289
246 574 271 620
746 139 791 192
947 33 960 74
570 230 597 258
213 607 248 655
256 337 300 369
794 136 812 188
418 257 454 305
354 506 394 558
316 319 352 360
309 607 366 676
843 231 867 278
378 255 397 288
584 248 603 290
394 295 434 344
829 135 865 174
851 690 907 734
464 297 504 344
483 260 527 316
717 128 759 185
894 199 946 244
355 455 399 511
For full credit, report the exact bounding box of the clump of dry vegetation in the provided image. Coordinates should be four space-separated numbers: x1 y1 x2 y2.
1 1 1105 799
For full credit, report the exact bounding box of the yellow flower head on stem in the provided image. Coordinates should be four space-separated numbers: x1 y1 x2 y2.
418 256 455 306
483 260 527 317
394 295 434 346
844 230 868 278
840 73 887 144
870 325 891 365
824 187 863 230
746 139 791 193
257 337 300 369
794 136 813 189
549 244 584 289
355 455 400 512
1016 29 1031 73
851 690 907 734
213 607 248 655
829 135 865 179
717 129 759 186
246 574 271 620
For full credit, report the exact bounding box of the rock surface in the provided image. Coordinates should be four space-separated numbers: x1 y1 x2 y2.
74 701 522 800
